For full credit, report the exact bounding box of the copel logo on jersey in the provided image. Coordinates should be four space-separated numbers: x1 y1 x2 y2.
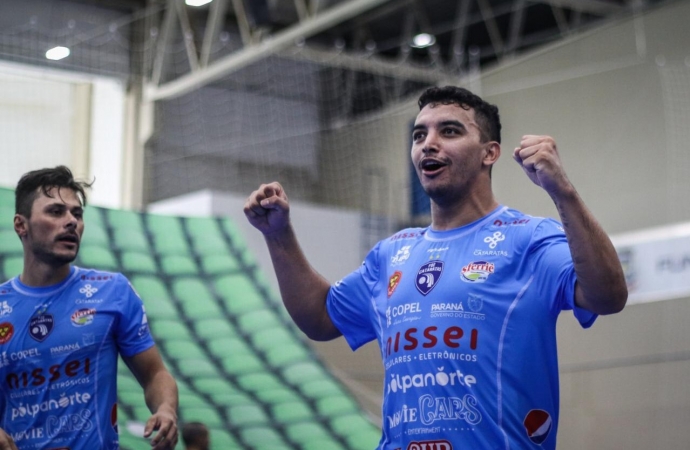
416 261 444 295
523 409 552 445
460 261 494 283
0 322 14 344
29 314 54 342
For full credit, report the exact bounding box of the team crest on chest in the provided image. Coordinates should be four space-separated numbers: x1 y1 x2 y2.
29 313 54 342
416 261 444 295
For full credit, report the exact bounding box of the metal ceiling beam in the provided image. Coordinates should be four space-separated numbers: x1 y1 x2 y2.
146 0 395 101
536 0 626 15
200 0 229 67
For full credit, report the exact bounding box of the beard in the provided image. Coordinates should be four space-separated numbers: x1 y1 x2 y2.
29 237 79 266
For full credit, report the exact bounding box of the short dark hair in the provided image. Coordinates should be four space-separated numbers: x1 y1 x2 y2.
418 86 501 143
15 166 92 218
181 422 209 446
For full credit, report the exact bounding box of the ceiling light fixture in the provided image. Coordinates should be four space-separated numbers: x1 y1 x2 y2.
185 0 213 6
45 46 70 60
411 33 436 49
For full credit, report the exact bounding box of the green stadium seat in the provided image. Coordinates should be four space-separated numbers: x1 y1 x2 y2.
0 230 22 254
78 245 118 270
237 372 284 393
83 206 105 228
271 400 314 424
316 395 358 416
148 319 194 341
2 256 22 279
118 429 150 450
206 336 251 360
282 361 328 386
214 275 265 314
251 328 298 351
160 255 198 276
171 277 223 319
129 276 178 320
177 359 221 379
264 342 310 367
106 208 146 234
163 339 206 360
179 392 209 409
118 375 142 393
0 206 14 230
146 214 192 256
200 254 240 275
220 352 265 376
112 228 150 253
193 318 238 340
181 406 224 428
120 251 158 274
185 217 230 256
346 429 383 450
300 379 346 399
119 390 147 408
254 388 302 405
237 309 281 334
302 440 348 450
192 378 254 407
330 413 380 438
81 223 109 246
218 217 247 250
208 429 242 449
226 404 269 427
285 422 332 445
239 427 289 448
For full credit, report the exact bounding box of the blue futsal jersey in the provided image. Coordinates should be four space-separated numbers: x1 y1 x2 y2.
0 266 154 450
327 206 597 450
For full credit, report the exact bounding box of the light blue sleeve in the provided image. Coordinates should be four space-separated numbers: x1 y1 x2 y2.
326 241 382 351
115 275 156 357
529 219 597 329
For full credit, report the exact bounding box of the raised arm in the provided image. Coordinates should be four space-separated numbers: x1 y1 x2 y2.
514 135 627 315
244 182 341 341
123 346 178 450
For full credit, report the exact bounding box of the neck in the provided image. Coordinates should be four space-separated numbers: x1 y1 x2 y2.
20 257 72 287
430 188 498 231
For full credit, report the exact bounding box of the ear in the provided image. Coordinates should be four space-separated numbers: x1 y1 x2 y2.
14 214 27 240
483 141 501 168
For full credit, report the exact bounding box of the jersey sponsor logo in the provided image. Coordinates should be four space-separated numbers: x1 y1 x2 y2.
407 440 453 450
419 394 482 426
385 325 478 358
50 343 81 355
10 427 45 442
387 367 476 394
473 248 509 257
386 303 421 327
75 297 104 304
71 308 96 327
6 357 91 390
79 283 98 298
391 246 411 266
431 294 485 320
523 409 552 445
483 231 505 249
416 261 443 295
493 218 530 227
388 271 402 298
11 391 92 420
0 322 14 344
46 409 93 438
0 301 12 317
29 314 54 342
426 246 449 260
81 275 113 281
460 261 494 283
390 232 421 241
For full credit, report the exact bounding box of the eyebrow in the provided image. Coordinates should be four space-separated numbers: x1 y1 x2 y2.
413 120 467 132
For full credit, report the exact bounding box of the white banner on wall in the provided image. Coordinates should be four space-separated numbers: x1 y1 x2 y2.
613 222 690 305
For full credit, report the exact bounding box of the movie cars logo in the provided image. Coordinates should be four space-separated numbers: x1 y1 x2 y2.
388 271 403 297
523 409 552 445
0 322 14 345
71 309 96 327
460 261 494 283
416 261 444 295
29 314 54 342
405 441 453 450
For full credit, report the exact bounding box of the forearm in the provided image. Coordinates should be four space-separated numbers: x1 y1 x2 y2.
144 370 178 415
264 225 339 341
551 187 627 314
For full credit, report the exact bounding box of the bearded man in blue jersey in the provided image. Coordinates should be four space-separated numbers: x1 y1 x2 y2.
0 166 178 450
244 86 627 450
